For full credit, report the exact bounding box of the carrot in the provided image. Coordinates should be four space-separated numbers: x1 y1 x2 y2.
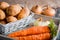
11 33 51 40
8 26 50 37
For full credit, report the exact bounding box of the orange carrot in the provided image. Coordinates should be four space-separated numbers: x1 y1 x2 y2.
12 33 51 40
8 26 50 37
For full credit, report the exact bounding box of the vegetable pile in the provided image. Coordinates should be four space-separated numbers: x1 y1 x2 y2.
34 19 58 38
0 1 58 40
0 2 30 24
31 5 56 17
7 18 58 40
8 26 51 40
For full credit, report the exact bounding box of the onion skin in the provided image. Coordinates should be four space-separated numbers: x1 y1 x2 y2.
43 6 56 17
31 5 42 14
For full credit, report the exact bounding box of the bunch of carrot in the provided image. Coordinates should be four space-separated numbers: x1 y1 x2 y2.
8 26 51 40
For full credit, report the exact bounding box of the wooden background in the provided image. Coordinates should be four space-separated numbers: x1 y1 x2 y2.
0 0 60 9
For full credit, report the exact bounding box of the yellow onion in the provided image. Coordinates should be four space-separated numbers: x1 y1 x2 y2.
31 5 42 14
43 6 56 17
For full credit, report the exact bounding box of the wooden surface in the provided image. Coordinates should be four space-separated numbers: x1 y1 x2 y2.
0 0 60 9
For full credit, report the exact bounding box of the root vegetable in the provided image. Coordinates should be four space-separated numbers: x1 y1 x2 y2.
8 26 50 37
6 16 17 23
6 4 22 16
12 33 50 40
0 2 9 10
0 20 6 24
0 9 6 20
17 7 30 20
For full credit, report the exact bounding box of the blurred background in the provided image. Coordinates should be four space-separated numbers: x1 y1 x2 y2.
0 0 60 9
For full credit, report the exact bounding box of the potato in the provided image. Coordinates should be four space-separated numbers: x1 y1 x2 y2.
0 2 9 10
6 16 17 23
0 20 6 24
6 4 22 16
0 9 6 20
17 7 30 20
31 5 42 14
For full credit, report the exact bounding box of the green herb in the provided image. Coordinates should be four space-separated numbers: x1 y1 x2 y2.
49 20 58 38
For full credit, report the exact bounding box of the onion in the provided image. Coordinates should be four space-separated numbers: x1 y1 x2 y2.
43 6 56 17
31 5 42 14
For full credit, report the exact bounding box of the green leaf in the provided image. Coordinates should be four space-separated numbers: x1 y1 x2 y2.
49 19 58 38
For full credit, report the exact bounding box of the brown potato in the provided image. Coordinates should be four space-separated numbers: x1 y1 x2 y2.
0 2 9 10
0 20 6 24
17 7 30 20
6 4 22 16
31 5 42 14
0 9 6 20
6 16 17 23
